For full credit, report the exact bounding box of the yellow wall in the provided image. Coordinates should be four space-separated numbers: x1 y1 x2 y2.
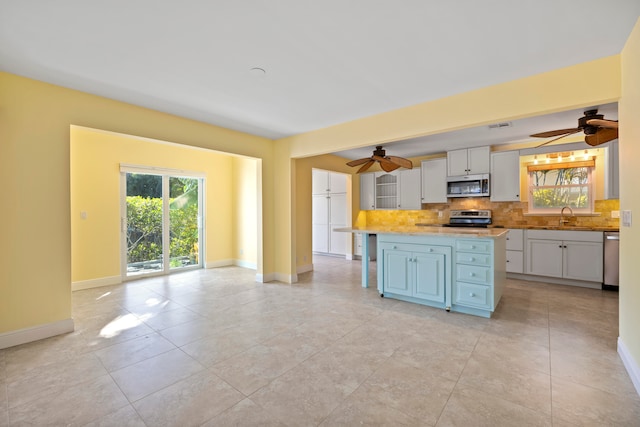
232 156 259 267
70 126 253 284
619 18 640 378
0 72 274 335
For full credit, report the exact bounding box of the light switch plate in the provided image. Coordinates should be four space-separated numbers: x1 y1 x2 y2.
622 210 632 227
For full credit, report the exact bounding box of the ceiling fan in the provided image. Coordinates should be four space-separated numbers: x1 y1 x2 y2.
346 146 413 173
530 109 619 148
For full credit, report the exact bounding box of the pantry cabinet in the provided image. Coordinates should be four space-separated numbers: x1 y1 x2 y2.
312 170 348 255
447 146 490 176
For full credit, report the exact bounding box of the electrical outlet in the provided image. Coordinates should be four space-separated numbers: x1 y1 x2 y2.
438 211 443 218
611 210 620 218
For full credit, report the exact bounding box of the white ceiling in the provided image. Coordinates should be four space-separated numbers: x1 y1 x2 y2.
1 1 638 151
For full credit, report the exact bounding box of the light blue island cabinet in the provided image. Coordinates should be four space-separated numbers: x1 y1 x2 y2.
337 226 507 318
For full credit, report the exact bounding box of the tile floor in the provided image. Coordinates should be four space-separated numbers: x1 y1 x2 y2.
1 256 639 426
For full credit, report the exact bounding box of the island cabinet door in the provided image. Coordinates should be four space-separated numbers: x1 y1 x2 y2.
414 252 446 303
383 249 412 296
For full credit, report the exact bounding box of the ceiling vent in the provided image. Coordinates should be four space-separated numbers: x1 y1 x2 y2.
488 122 512 129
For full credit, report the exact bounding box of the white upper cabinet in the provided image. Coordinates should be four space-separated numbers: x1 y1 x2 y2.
375 171 399 209
447 146 490 176
421 158 448 203
490 151 520 201
359 172 375 210
398 168 422 210
313 169 347 194
604 140 619 200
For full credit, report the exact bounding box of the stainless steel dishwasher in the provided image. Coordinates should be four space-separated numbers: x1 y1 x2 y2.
603 231 619 290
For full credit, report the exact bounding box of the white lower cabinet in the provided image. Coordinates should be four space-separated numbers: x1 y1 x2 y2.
525 230 603 283
378 234 506 318
505 229 524 273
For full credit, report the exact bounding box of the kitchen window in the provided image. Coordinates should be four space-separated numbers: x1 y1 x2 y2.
527 158 595 214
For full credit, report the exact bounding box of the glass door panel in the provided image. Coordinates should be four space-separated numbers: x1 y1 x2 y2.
126 173 164 276
169 177 200 270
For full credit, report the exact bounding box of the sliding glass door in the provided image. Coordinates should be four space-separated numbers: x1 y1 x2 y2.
123 170 203 278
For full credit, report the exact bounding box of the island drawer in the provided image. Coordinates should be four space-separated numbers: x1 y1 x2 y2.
455 282 491 309
456 252 491 266
455 240 491 254
456 264 491 285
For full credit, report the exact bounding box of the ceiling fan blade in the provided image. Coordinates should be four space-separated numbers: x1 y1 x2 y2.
587 119 619 129
585 128 618 146
356 160 375 173
371 156 400 172
530 128 581 138
346 157 373 167
380 162 400 172
387 156 413 169
535 129 582 148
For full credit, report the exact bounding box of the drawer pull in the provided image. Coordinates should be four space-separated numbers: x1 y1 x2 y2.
393 245 397 249
469 272 475 277
429 248 433 252
469 292 476 297
469 257 475 262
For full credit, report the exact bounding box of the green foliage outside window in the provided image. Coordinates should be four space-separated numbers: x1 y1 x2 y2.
126 175 200 269
529 167 592 211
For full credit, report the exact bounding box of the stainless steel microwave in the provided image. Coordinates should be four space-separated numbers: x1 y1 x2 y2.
446 174 490 198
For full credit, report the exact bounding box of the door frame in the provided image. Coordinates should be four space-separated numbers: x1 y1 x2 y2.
119 164 205 281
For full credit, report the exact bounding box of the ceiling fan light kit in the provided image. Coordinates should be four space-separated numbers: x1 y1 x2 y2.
530 109 618 148
346 146 413 173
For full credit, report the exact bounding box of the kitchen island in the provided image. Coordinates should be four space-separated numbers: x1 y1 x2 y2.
336 226 508 318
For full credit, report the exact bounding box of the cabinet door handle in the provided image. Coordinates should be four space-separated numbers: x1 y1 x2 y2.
469 292 476 297
558 245 563 248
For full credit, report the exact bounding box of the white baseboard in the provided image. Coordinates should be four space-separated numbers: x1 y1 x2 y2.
205 259 234 268
0 318 75 350
297 263 313 274
346 254 354 260
275 272 297 284
618 337 640 397
256 272 275 283
72 275 122 291
235 259 257 270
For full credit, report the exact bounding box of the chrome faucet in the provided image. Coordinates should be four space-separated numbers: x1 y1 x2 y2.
560 206 574 226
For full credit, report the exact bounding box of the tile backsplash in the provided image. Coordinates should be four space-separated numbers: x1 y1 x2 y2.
362 199 620 229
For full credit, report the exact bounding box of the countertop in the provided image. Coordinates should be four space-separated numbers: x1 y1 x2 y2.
493 225 619 232
334 225 508 239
